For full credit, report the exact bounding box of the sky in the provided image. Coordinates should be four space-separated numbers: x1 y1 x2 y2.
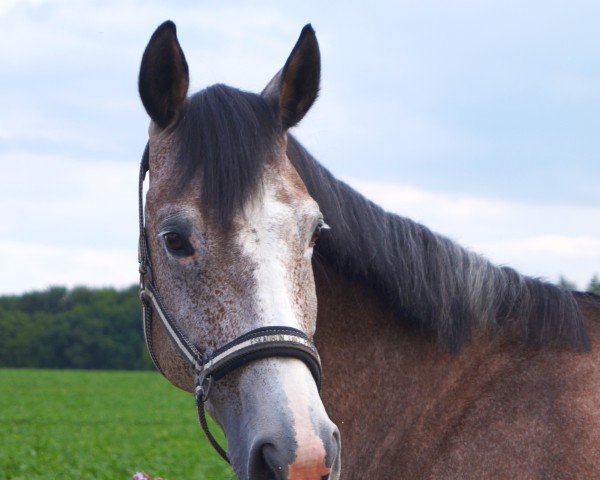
0 0 599 294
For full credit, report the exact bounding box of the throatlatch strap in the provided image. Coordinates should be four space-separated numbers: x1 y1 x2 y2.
138 144 150 273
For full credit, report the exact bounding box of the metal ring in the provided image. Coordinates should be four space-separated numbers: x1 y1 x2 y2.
195 374 213 403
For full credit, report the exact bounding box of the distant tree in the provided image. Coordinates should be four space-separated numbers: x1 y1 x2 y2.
0 285 153 370
558 275 577 291
18 286 68 314
588 275 600 295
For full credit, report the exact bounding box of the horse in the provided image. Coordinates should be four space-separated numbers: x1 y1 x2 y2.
137 21 600 479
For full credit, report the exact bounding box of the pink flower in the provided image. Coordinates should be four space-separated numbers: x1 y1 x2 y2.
132 473 151 480
132 473 164 480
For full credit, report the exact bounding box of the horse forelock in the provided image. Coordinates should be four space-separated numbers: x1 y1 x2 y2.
172 84 281 229
286 136 590 352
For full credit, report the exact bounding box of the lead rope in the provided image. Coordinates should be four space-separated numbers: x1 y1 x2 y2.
195 376 229 463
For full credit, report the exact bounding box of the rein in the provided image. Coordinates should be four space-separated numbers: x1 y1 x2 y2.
136 144 323 463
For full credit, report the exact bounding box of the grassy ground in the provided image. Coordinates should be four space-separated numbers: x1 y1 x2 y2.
0 369 233 480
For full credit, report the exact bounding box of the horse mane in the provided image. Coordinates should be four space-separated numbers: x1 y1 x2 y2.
286 136 590 352
173 84 589 352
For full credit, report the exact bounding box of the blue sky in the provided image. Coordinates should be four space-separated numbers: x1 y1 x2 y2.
0 0 599 293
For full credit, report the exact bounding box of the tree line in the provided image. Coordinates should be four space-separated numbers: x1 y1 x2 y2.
0 285 153 370
0 276 599 370
559 275 600 294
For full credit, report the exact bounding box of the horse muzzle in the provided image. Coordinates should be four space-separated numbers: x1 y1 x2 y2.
211 357 341 480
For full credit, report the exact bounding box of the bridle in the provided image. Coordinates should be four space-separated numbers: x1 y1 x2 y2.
137 144 323 463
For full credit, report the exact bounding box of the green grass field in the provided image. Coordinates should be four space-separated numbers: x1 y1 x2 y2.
0 369 233 480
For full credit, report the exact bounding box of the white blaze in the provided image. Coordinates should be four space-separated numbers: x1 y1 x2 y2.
237 182 310 329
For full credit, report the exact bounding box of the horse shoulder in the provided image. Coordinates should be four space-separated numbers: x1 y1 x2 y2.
422 302 600 479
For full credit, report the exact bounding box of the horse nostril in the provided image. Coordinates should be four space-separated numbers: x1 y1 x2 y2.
259 443 287 480
328 427 341 467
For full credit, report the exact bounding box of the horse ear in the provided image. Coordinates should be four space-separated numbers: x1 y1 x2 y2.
262 24 321 129
139 21 189 129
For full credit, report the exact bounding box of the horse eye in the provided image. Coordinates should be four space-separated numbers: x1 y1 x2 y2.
309 221 329 248
163 232 186 253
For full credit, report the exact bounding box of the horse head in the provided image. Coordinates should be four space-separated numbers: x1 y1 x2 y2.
138 21 340 480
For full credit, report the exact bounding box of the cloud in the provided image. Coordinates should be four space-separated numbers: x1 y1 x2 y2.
0 0 61 15
0 150 139 293
479 235 600 258
0 152 139 249
0 241 136 293
346 178 600 288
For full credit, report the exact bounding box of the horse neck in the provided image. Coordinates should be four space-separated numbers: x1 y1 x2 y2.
312 259 514 473
312 253 600 477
